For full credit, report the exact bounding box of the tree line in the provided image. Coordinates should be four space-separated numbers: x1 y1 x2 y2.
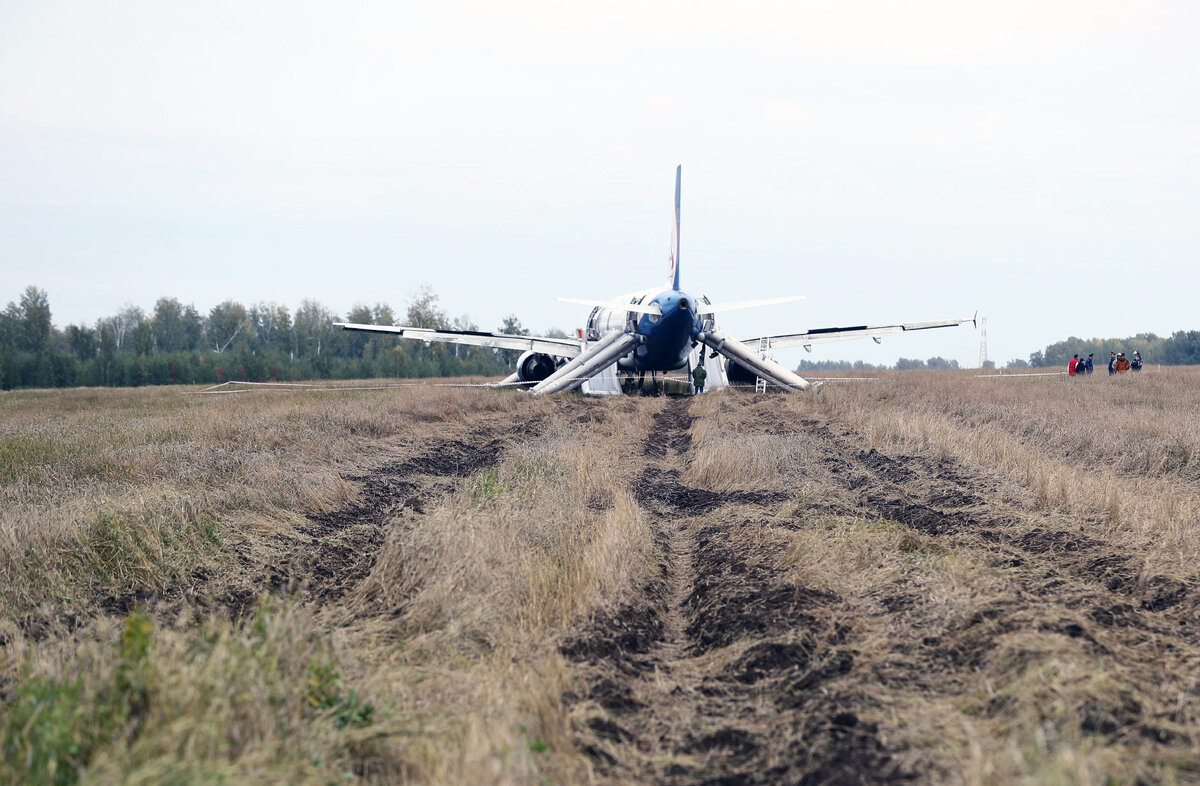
797 357 961 371
0 285 532 390
8 282 1197 389
1024 331 1200 369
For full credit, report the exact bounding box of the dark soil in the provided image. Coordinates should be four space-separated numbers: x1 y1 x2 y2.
561 400 909 784
797 408 1200 762
281 430 513 604
191 418 527 620
560 395 1200 783
826 424 1199 628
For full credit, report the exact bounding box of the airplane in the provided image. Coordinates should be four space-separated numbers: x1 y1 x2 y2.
335 166 974 396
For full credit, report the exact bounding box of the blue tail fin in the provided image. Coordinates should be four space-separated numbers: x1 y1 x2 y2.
668 165 681 290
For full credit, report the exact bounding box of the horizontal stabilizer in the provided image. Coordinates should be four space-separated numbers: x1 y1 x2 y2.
741 316 975 351
333 323 584 357
555 297 662 316
701 295 806 313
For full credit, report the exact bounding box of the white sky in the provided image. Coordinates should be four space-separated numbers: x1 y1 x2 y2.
2 0 1198 368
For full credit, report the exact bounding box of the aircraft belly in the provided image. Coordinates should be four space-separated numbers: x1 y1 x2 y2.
628 344 690 372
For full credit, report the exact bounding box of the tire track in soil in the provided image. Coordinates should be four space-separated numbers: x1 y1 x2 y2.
798 415 1200 752
275 432 511 602
86 418 526 630
562 400 910 784
809 418 1198 627
204 415 536 619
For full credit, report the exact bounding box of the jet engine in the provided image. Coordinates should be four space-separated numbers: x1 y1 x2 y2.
516 351 560 382
724 357 759 385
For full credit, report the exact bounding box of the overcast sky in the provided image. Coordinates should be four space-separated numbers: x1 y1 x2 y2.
2 1 1198 368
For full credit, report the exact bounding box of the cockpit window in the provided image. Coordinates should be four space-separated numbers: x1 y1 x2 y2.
646 313 662 324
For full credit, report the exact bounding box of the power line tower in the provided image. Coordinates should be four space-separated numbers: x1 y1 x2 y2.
978 316 989 368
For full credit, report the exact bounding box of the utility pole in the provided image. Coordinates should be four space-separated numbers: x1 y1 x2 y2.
978 316 989 368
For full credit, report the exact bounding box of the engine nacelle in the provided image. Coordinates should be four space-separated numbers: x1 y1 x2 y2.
516 351 560 382
725 357 759 385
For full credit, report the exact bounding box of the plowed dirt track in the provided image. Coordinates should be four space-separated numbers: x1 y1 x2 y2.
556 396 1200 783
3 373 1200 783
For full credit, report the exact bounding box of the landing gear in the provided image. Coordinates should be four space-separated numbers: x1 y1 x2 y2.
629 370 660 396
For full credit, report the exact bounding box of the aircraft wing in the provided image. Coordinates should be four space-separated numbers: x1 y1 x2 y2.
742 316 975 351
334 323 585 358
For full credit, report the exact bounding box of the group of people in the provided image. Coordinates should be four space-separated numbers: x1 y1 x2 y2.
1068 351 1142 376
1110 350 1143 374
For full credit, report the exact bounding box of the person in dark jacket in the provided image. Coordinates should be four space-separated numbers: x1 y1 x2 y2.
1108 351 1117 375
691 364 707 393
1085 353 1094 374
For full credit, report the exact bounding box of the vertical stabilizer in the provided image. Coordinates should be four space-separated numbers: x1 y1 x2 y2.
668 165 681 290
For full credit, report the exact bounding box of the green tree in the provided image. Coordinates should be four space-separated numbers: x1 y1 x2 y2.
65 324 96 360
293 300 338 359
97 323 117 385
371 303 395 326
181 304 204 351
496 314 529 365
344 304 375 358
248 302 291 351
10 286 53 353
498 314 528 336
152 297 189 352
402 288 449 367
1163 330 1200 365
207 301 250 354
105 305 145 351
131 321 154 357
406 286 448 329
0 307 17 389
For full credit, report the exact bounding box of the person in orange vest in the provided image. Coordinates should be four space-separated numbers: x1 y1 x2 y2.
1068 354 1079 376
1115 353 1131 373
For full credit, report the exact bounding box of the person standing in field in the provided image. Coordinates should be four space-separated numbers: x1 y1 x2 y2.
1115 353 1131 373
1085 353 1095 374
1132 351 1143 372
691 363 707 394
1108 351 1117 375
1069 354 1079 376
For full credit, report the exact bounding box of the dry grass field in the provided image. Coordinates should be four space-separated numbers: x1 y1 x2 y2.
2 369 1200 784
